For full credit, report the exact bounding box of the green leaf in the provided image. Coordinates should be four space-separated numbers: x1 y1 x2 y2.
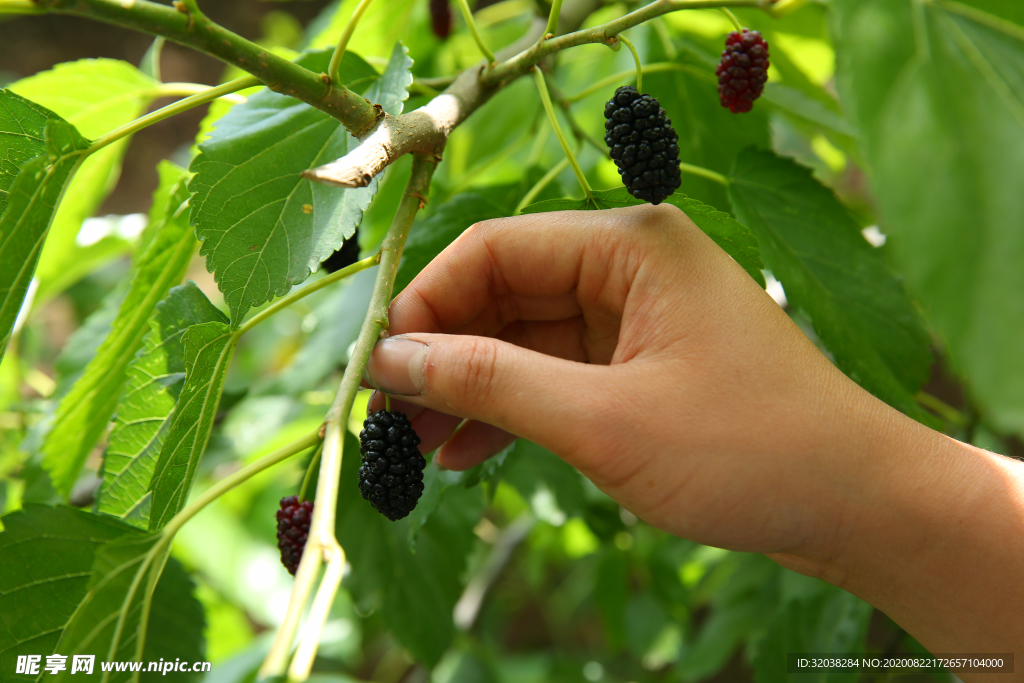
501 440 586 524
0 505 133 681
831 0 1024 434
0 89 61 218
750 579 871 683
189 47 409 324
521 187 766 287
335 431 483 666
42 163 198 498
52 534 206 682
100 283 229 527
0 119 90 364
594 549 629 650
727 148 934 421
9 59 159 302
147 322 235 531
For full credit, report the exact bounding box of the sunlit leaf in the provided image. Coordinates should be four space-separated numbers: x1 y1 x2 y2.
832 0 1024 434
0 119 90 363
728 148 934 422
100 283 229 527
189 47 410 324
148 322 235 530
9 59 159 301
42 163 198 497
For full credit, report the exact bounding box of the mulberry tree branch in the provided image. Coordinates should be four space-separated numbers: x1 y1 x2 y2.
304 0 770 188
31 0 383 136
259 155 437 681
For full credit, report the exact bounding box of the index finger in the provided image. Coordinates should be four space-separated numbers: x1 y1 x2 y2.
388 205 646 337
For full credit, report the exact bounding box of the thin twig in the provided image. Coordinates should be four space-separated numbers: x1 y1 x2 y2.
329 0 379 84
454 0 497 63
533 67 593 202
259 155 437 681
89 76 260 154
234 253 379 338
618 33 643 93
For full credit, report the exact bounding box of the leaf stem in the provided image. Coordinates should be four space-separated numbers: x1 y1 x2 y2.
329 0 379 84
89 75 260 154
544 0 563 38
679 161 728 185
234 253 379 339
565 62 710 102
260 155 437 681
298 442 324 502
484 0 766 86
514 156 570 215
618 34 643 93
532 67 592 202
915 391 970 428
162 431 323 539
720 7 743 31
454 0 497 63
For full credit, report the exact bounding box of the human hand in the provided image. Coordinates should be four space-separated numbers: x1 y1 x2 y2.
364 203 901 562
362 203 1024 667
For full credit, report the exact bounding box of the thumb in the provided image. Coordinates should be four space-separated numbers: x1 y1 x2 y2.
365 333 610 455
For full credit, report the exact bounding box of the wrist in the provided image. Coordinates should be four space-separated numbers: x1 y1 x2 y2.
774 384 1024 656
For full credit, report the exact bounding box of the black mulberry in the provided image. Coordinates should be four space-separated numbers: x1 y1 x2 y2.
358 410 426 521
603 86 681 205
276 495 313 576
716 29 770 113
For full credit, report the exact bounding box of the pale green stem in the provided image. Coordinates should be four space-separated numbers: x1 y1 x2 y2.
678 161 728 185
151 82 248 103
544 0 564 38
329 0 379 84
618 34 643 93
234 253 379 339
916 391 970 428
162 431 322 539
287 545 345 682
298 442 324 502
720 7 743 31
514 156 570 215
260 155 437 681
89 75 260 154
454 0 497 63
565 62 707 102
532 68 592 202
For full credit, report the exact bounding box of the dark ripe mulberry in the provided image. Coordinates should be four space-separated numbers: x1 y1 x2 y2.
358 410 426 521
430 0 453 39
276 495 313 576
603 86 681 205
716 29 770 113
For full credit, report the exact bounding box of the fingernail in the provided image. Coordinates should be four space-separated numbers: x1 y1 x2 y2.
365 337 428 396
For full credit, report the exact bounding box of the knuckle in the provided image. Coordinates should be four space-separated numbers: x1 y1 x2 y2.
458 337 501 403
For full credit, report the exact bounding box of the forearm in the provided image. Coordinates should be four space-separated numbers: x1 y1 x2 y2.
779 394 1024 676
